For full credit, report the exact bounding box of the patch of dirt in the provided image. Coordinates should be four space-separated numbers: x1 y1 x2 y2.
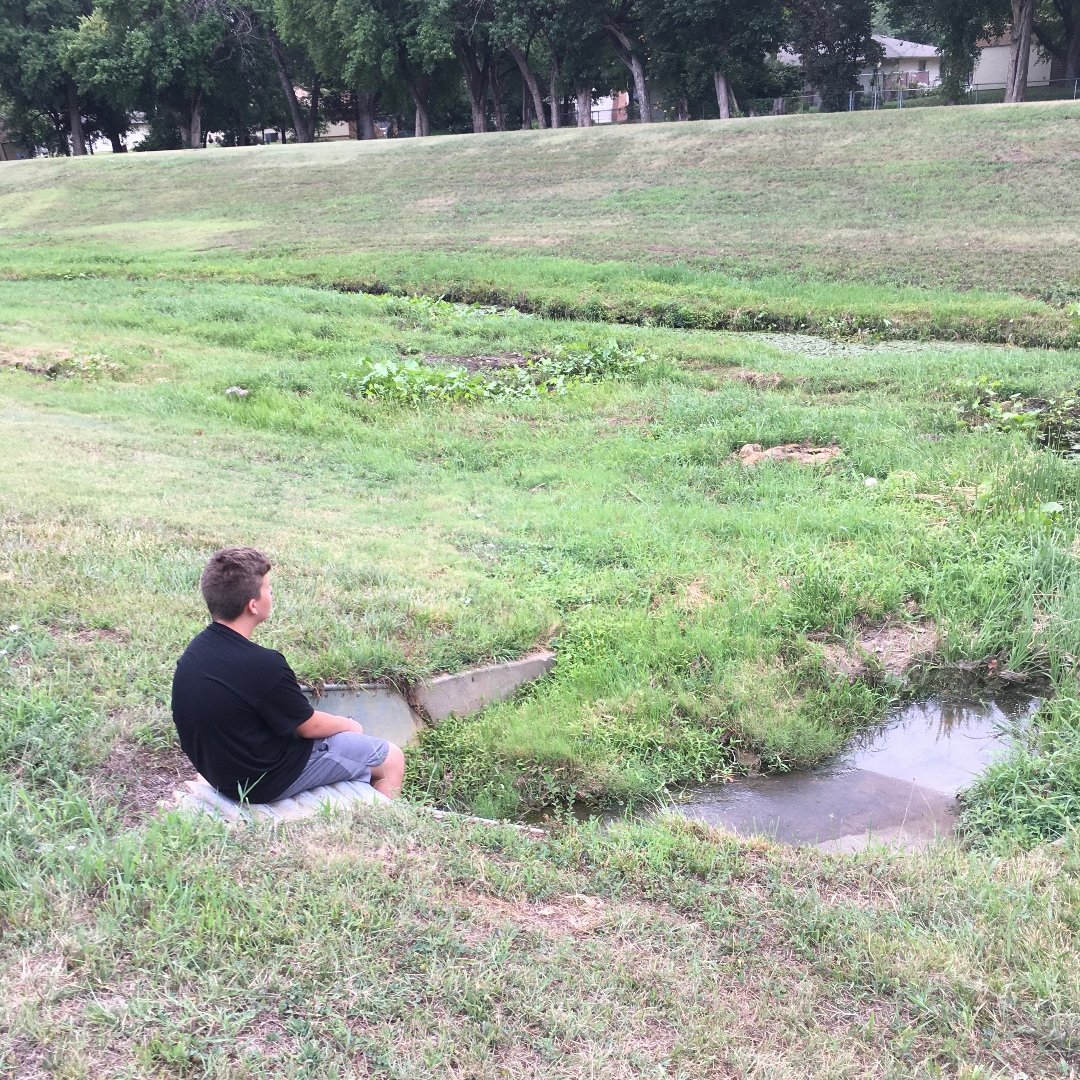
461 890 611 939
97 740 191 824
600 413 656 427
0 346 73 376
725 369 785 390
681 578 714 611
0 346 118 379
813 618 939 680
46 624 130 645
736 442 843 466
424 352 530 372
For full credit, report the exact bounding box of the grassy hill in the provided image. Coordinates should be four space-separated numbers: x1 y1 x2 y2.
1 105 1078 1076
1 102 1078 343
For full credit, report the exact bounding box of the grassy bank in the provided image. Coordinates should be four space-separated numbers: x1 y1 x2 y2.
2 797 1077 1078
1 103 1078 344
1 105 1079 1075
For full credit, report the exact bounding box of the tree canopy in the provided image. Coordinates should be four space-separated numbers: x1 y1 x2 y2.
0 0 1064 155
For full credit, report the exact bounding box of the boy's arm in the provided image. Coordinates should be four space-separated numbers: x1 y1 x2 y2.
294 710 365 739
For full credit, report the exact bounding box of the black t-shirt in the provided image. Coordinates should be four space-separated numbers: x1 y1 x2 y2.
171 622 314 802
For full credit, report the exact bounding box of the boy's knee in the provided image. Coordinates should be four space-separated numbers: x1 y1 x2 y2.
381 743 405 777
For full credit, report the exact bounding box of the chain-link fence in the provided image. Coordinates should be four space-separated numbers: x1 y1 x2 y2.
848 78 1079 110
554 78 1079 125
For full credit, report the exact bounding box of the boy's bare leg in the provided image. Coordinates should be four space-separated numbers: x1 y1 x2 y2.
370 744 405 799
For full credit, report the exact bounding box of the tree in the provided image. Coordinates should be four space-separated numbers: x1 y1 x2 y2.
538 0 608 127
67 0 248 148
599 1 653 121
1004 0 1036 99
882 0 1008 102
788 0 882 111
0 0 94 154
492 0 552 126
640 0 787 119
1034 0 1079 80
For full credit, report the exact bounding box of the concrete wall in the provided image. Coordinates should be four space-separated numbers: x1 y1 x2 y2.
301 651 556 747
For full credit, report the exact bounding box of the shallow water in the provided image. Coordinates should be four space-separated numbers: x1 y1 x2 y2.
672 691 1041 849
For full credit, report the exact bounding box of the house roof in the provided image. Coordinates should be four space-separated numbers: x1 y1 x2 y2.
874 35 940 59
779 34 940 67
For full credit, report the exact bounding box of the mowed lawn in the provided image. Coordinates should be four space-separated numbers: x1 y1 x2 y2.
1 102 1078 342
0 106 1078 1077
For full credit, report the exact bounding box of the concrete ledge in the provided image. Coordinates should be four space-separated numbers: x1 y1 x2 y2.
304 684 422 747
301 649 556 742
173 777 388 824
411 650 555 726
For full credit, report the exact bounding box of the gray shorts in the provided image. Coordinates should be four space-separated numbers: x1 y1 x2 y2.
278 731 390 800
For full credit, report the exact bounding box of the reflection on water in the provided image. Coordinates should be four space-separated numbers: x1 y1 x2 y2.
670 690 1042 847
839 690 1040 793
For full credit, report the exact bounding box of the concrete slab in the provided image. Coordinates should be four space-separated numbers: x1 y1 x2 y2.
411 650 555 725
174 777 387 825
304 685 422 747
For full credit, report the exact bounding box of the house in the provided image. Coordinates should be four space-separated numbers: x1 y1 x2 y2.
972 31 1054 86
858 36 942 92
780 34 942 96
593 91 629 124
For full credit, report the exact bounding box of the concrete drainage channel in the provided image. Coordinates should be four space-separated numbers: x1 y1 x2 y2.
172 650 555 823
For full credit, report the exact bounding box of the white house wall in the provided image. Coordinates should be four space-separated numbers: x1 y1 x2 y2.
972 44 1053 85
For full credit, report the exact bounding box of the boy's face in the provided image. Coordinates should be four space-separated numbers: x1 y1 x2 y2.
252 573 274 624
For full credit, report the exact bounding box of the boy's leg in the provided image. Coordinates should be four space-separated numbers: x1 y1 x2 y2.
278 731 400 800
369 744 405 799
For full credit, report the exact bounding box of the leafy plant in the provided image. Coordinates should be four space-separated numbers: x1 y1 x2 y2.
337 342 649 406
953 375 1080 454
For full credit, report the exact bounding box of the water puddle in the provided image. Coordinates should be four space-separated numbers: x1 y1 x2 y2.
751 332 986 359
672 690 1041 852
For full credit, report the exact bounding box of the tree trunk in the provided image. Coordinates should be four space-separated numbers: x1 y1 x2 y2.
304 79 320 141
66 80 86 155
490 62 506 131
1065 7 1080 80
675 96 689 121
266 27 313 141
454 35 490 133
603 19 652 122
404 79 429 135
397 47 431 136
1005 0 1036 102
507 42 547 128
714 70 732 119
549 64 561 128
575 83 593 126
1033 0 1080 80
354 90 377 139
177 93 204 149
108 131 126 153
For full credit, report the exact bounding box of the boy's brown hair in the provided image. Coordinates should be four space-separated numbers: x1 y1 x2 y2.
200 547 271 621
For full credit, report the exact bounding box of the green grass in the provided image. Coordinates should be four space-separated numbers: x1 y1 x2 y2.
2 274 1078 816
1 105 1079 1076
1 102 1078 342
2 794 1077 1078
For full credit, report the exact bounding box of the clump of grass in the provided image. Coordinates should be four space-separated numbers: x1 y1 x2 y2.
959 685 1080 849
0 684 99 785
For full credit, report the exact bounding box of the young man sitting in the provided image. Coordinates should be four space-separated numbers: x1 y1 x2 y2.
172 547 405 803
